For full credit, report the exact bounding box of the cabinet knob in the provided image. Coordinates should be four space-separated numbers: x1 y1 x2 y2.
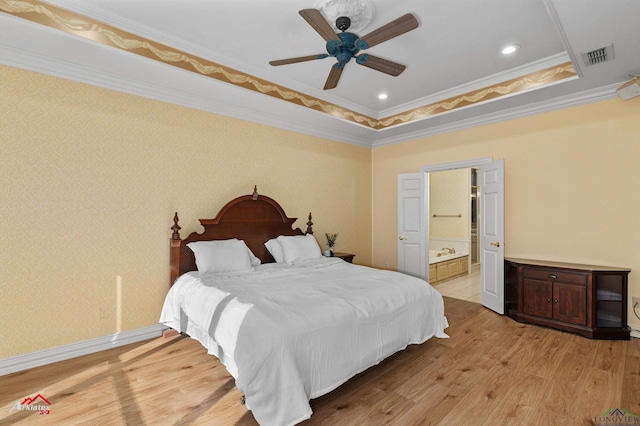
554 299 559 303
548 274 558 279
547 298 552 302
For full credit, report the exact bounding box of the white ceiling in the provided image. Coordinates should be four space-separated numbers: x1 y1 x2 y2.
1 0 639 147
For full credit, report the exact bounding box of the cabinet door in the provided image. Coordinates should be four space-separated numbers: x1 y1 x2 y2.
449 260 459 277
523 278 553 318
553 283 587 325
429 265 437 283
437 263 449 281
459 256 469 273
595 273 625 328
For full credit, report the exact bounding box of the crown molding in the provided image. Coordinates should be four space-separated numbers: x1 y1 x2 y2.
1 41 619 149
380 52 572 118
37 0 380 120
542 0 584 78
371 82 618 147
1 1 580 135
1 43 373 147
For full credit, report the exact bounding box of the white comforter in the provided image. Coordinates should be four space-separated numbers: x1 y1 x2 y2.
159 257 448 426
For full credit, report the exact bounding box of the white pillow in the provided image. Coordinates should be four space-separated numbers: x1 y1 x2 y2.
265 238 285 263
187 239 254 273
276 234 322 264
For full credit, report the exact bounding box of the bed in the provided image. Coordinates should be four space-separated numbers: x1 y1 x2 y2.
159 187 448 426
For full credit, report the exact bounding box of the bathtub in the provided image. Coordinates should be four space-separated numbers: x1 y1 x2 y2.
429 249 468 264
428 248 470 284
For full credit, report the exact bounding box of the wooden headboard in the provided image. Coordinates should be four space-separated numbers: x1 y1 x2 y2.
169 186 313 286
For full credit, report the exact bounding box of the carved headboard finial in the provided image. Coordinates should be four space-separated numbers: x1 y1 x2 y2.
171 212 182 240
306 212 314 235
252 185 259 200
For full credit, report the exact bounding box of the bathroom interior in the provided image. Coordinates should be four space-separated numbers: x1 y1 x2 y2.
428 167 480 285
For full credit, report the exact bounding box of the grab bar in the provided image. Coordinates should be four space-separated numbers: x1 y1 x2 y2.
432 214 462 218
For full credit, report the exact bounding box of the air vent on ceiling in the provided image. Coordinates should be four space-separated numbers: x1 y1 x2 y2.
581 44 614 66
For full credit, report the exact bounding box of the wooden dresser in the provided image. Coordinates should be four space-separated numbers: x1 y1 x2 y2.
504 257 630 340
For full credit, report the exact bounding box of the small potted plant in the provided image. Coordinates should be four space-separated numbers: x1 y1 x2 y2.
324 232 338 257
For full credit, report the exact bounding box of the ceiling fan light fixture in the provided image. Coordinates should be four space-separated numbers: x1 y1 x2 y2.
315 0 375 33
501 44 520 55
336 16 351 32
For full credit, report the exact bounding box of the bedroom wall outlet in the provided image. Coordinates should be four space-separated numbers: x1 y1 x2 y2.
100 305 109 319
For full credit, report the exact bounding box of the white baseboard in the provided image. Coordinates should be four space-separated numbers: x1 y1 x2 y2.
630 325 640 339
0 324 167 376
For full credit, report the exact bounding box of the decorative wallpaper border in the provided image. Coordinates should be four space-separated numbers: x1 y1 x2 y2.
0 0 577 130
378 63 577 129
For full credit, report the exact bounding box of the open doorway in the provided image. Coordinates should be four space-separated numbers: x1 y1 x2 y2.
471 168 480 269
422 157 504 313
398 157 504 313
428 167 481 303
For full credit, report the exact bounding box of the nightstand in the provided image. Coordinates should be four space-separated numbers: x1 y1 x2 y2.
333 252 355 263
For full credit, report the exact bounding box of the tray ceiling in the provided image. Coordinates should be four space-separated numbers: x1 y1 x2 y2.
1 0 639 146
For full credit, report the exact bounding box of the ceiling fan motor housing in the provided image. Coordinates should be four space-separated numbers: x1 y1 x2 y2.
327 32 360 64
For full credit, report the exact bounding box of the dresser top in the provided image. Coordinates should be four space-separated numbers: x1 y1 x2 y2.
505 257 631 273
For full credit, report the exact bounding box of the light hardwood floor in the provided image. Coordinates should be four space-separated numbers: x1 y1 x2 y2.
1 296 638 425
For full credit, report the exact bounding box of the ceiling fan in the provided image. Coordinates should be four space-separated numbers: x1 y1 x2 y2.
269 9 419 90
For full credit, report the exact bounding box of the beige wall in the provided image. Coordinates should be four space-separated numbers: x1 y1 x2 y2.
372 97 640 328
3 63 639 360
0 65 372 358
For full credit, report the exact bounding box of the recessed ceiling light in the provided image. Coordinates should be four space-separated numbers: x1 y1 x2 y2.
378 93 388 100
502 44 520 55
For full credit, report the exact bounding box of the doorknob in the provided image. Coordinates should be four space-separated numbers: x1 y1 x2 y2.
399 236 407 240
490 241 501 247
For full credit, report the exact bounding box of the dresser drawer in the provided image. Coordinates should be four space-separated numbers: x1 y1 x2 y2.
523 267 587 285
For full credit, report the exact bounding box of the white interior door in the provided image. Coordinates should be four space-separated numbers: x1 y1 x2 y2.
479 159 505 314
397 173 427 279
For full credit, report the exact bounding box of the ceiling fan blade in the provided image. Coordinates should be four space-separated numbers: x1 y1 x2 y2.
324 64 344 90
269 54 329 66
355 13 419 50
299 9 341 42
356 54 406 76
